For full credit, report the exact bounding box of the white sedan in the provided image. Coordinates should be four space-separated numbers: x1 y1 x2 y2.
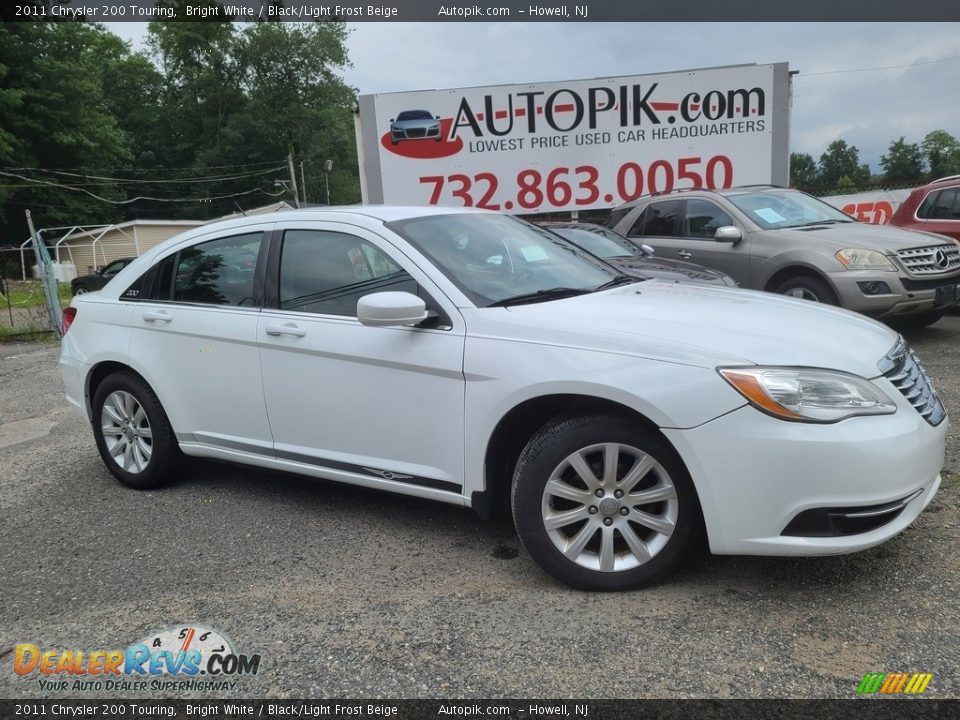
59 206 947 590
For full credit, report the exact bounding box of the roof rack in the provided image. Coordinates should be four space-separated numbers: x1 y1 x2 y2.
930 175 960 184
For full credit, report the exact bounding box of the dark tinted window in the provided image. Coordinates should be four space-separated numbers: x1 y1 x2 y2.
173 232 262 306
639 201 681 237
918 188 960 219
152 255 176 300
627 208 647 236
607 206 633 229
683 199 734 238
279 230 416 317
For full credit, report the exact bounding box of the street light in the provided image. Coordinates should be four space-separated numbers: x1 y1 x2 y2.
323 159 333 206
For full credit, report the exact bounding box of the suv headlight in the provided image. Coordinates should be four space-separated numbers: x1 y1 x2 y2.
835 248 896 271
718 367 897 423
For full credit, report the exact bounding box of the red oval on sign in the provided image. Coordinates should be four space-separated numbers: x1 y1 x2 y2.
381 118 463 159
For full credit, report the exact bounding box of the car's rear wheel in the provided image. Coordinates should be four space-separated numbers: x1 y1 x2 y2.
73 285 88 295
511 414 700 591
92 371 180 489
775 275 838 305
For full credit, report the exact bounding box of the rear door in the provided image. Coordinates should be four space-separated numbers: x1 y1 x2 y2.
257 221 467 501
126 225 274 454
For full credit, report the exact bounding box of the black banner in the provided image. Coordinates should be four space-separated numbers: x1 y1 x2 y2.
4 0 960 22
1 699 959 720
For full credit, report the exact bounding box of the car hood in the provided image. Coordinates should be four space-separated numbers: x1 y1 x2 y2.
473 281 898 376
609 255 732 285
776 222 955 253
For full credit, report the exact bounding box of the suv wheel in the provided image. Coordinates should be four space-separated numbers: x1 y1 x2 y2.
775 276 838 305
511 414 700 591
92 372 180 489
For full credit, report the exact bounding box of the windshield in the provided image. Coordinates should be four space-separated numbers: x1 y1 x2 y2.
548 226 637 259
388 213 621 307
726 189 856 230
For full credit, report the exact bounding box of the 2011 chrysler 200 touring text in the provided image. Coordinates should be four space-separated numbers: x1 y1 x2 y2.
59 207 948 591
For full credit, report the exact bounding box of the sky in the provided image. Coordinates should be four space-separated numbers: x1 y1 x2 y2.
107 21 960 172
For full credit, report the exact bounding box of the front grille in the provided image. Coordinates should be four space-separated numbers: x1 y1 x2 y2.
878 337 946 426
407 128 426 138
896 244 960 275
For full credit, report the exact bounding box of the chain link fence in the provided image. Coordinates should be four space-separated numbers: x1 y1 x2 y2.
0 246 66 340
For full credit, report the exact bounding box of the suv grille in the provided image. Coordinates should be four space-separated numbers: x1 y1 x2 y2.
878 338 946 426
896 244 960 275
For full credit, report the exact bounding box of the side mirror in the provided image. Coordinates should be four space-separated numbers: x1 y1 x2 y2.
715 226 742 243
435 115 441 120
389 118 395 123
640 244 655 257
357 291 428 327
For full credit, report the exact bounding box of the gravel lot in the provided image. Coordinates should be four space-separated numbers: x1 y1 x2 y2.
1 317 957 700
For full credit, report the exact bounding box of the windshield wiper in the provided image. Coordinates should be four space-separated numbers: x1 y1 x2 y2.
800 219 853 226
488 287 592 307
594 275 640 291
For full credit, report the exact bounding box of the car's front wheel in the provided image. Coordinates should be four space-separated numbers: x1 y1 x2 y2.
91 371 180 489
511 414 700 591
72 285 88 295
774 275 838 305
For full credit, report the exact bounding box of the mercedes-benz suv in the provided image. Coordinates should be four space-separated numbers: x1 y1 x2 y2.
609 186 960 327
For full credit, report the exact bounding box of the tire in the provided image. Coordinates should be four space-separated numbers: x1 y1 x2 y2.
511 413 701 591
73 285 88 295
774 275 838 305
91 371 181 489
890 310 944 329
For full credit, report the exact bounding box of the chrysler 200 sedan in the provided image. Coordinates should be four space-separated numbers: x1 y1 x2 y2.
59 207 947 591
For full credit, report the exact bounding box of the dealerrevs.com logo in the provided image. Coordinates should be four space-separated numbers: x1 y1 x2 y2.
13 625 261 692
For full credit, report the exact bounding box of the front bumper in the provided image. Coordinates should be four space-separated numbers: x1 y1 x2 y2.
664 395 947 556
831 269 960 317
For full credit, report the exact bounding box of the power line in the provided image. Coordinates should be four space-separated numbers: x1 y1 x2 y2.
3 159 288 173
17 166 286 184
798 55 960 78
0 170 287 204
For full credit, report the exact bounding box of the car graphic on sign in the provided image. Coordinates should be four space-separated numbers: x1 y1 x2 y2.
389 110 443 144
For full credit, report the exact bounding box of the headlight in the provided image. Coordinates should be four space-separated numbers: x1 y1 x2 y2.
835 248 896 271
718 367 897 423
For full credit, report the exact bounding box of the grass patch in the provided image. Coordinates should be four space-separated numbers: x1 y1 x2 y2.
0 280 72 309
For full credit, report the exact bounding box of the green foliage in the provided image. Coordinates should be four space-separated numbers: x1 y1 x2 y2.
818 140 870 190
921 130 960 181
1 19 358 245
880 137 924 184
789 152 819 190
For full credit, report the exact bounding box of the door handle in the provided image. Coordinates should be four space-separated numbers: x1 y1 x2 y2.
142 311 172 323
677 250 692 259
265 323 306 338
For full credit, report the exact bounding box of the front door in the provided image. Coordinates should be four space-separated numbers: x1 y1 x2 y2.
257 222 467 501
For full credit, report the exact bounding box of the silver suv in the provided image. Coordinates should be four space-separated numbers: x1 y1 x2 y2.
609 186 960 327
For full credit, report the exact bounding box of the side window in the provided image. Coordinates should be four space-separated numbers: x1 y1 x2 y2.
929 188 960 219
916 190 940 219
627 208 647 236
683 199 734 238
639 200 681 237
279 230 416 317
173 233 262 307
607 206 634 230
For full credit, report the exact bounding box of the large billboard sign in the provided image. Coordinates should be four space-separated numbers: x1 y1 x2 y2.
357 63 791 213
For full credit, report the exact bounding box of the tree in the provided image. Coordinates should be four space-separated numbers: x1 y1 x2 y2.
789 152 819 190
0 22 131 239
818 140 870 189
921 130 960 181
880 137 924 185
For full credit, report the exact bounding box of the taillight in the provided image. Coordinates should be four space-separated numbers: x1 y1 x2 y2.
62 306 77 334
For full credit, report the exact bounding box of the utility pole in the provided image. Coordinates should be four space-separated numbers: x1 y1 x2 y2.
299 162 307 205
287 152 301 208
324 159 333 206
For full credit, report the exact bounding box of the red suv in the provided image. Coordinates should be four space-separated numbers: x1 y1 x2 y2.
890 175 960 242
